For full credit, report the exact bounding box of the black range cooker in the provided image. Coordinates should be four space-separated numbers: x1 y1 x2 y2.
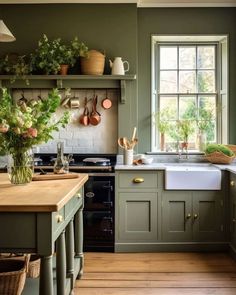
34 153 116 252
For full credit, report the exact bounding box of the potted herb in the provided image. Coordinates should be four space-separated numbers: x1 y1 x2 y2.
154 108 172 151
0 54 32 85
31 35 88 75
178 120 195 152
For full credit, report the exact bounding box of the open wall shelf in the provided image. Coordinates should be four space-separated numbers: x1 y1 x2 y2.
0 74 136 104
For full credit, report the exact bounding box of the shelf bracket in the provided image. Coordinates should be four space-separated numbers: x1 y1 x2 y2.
120 80 126 104
56 79 63 89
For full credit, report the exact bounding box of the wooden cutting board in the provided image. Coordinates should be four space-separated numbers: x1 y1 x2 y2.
32 172 79 181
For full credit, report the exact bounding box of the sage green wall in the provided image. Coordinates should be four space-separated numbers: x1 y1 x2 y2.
138 8 236 152
0 4 137 74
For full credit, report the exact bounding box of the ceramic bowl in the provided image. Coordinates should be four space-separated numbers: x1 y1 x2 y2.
142 157 153 164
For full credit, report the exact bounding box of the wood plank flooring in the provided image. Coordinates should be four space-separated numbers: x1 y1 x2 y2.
74 252 236 295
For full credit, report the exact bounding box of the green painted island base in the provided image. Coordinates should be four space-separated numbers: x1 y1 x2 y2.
22 256 82 295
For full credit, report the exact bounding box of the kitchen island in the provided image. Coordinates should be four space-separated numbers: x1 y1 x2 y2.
0 173 88 295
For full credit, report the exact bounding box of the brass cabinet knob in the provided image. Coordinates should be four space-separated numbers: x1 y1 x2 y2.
230 181 235 187
76 192 82 198
194 214 198 219
56 214 63 223
186 213 191 219
233 219 236 223
133 177 144 184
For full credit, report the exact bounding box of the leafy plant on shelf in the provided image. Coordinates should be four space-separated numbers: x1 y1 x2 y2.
0 54 32 85
30 34 88 74
0 88 70 184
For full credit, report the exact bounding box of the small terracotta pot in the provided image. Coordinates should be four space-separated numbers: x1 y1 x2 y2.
60 64 69 75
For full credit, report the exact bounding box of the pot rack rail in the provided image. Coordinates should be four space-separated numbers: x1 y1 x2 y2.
0 74 136 104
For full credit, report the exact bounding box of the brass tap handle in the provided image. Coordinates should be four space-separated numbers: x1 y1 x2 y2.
230 181 235 187
56 214 63 223
186 213 191 219
194 214 198 219
133 178 144 184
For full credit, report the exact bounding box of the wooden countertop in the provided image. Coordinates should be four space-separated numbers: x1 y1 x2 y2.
0 173 88 212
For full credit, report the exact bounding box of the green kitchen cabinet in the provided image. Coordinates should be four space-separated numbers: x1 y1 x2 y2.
117 192 158 241
162 190 225 242
115 170 162 252
230 173 236 250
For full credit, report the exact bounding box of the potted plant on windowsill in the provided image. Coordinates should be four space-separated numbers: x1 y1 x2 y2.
178 120 195 153
154 108 173 151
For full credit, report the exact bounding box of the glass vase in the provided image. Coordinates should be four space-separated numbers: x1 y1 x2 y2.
7 149 34 185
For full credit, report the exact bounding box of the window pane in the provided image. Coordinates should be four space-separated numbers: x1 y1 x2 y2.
179 96 197 120
197 46 215 69
199 96 216 119
179 71 196 93
197 70 215 93
198 96 216 142
160 46 177 69
160 71 177 93
179 47 196 69
159 96 177 119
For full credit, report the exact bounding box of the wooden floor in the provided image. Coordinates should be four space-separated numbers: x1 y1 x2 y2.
74 252 236 295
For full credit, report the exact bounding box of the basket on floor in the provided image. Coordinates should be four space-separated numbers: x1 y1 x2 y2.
0 255 30 295
27 255 40 279
205 151 235 164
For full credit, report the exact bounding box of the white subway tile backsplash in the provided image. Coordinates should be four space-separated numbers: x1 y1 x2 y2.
13 89 119 154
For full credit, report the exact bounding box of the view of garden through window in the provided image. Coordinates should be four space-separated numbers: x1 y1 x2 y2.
156 44 217 152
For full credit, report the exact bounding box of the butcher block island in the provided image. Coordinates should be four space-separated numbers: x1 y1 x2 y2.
0 173 88 295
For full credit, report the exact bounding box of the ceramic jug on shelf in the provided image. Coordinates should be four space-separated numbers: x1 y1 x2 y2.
109 57 129 75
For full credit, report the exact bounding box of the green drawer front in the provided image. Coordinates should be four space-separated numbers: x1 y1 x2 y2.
118 172 158 189
230 173 236 194
52 188 83 238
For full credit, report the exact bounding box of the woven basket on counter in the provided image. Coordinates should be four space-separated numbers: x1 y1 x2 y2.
0 255 30 295
226 144 236 155
205 151 235 164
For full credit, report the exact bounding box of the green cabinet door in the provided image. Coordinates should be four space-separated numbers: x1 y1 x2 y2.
230 174 236 249
192 191 224 242
117 192 158 242
162 191 192 242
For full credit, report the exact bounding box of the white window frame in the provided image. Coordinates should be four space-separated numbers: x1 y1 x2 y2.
151 35 229 152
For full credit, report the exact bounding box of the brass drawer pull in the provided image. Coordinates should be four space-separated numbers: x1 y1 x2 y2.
76 192 82 198
133 177 144 184
230 181 235 187
186 213 191 219
56 214 63 223
194 214 198 219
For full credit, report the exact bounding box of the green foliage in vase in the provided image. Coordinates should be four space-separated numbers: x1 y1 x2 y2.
0 87 70 156
177 120 195 143
154 108 173 134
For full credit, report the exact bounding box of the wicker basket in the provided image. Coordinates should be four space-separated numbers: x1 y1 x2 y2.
27 255 40 279
205 151 235 164
80 50 105 75
226 145 236 155
0 255 29 295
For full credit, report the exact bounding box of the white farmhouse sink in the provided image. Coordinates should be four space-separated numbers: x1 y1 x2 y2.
165 166 221 190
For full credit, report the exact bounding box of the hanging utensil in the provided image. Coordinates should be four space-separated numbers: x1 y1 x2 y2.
79 97 90 126
90 95 101 126
102 90 112 110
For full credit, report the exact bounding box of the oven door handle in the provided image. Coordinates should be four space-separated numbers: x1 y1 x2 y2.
102 184 113 191
103 201 113 208
102 229 113 234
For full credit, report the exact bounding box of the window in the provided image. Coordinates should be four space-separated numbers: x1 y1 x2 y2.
151 36 228 153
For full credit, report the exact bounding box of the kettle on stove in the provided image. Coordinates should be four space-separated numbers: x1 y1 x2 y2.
109 57 129 75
